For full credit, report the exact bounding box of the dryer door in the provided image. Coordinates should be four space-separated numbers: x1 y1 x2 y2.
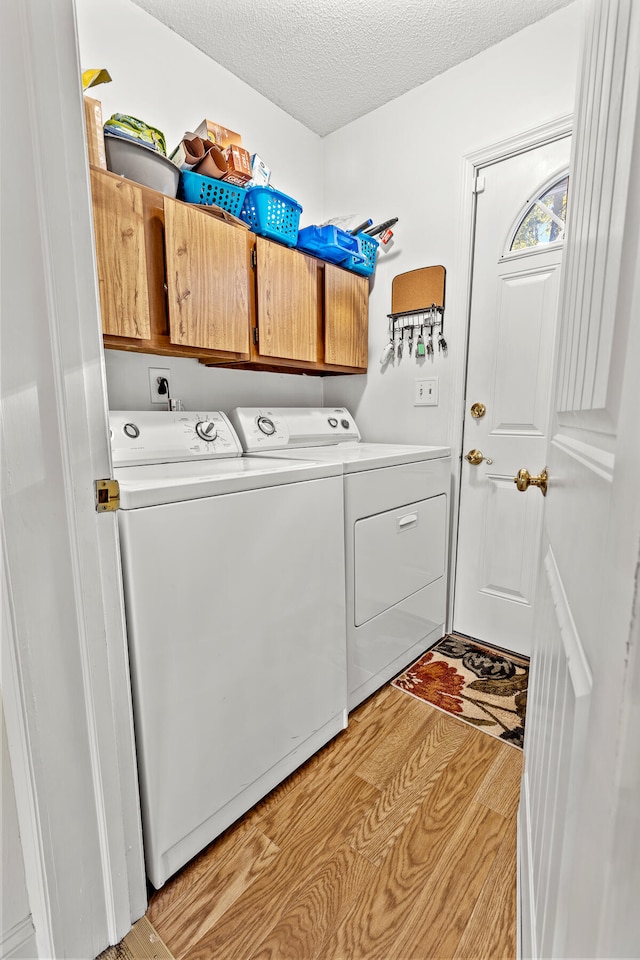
354 494 447 626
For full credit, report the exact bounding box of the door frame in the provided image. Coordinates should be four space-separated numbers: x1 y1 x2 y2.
1 0 146 956
446 114 573 634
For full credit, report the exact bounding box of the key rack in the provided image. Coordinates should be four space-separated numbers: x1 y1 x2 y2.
382 265 447 364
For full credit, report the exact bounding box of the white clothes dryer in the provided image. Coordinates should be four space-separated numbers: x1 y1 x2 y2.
110 410 347 888
229 407 452 710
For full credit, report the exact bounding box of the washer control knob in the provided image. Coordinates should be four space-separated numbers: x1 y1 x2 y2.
257 416 276 436
328 417 338 428
195 420 218 442
123 422 140 439
341 419 350 429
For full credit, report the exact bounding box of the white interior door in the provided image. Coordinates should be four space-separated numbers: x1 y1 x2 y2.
519 2 640 955
454 137 570 655
1 0 146 955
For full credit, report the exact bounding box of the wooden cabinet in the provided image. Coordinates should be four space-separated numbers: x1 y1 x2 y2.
164 198 250 354
90 168 152 340
90 168 369 374
209 238 369 375
90 167 251 362
324 264 369 368
254 238 319 362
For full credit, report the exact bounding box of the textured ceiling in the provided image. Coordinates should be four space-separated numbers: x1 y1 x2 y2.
131 0 575 136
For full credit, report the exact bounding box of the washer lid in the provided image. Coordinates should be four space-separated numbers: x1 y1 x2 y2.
246 442 451 473
114 456 342 509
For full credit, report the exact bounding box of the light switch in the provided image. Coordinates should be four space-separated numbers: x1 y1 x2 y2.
414 378 438 406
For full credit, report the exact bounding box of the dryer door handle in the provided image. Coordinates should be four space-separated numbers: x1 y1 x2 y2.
397 513 418 531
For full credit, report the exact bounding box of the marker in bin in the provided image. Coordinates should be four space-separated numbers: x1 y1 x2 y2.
364 217 398 236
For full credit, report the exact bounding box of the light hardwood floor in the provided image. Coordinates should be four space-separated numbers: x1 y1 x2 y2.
147 684 523 960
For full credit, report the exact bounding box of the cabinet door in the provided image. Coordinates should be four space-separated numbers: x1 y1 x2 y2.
90 169 151 339
256 238 319 362
324 264 369 368
164 199 251 354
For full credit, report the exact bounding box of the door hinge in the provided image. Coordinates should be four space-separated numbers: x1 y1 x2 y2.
473 175 486 194
95 478 120 512
253 327 259 345
251 248 257 269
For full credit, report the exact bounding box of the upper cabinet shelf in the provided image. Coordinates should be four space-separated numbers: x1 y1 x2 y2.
89 167 369 375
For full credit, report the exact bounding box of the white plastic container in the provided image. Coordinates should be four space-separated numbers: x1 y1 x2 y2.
104 133 180 197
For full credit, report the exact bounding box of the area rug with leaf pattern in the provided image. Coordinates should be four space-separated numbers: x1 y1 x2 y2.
391 634 529 748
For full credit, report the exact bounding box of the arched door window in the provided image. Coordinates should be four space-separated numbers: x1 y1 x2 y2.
505 172 569 255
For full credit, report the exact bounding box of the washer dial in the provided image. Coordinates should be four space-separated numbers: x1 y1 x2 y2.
257 416 276 436
195 420 218 442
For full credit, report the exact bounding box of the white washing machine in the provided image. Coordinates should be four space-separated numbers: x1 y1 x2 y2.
110 410 347 888
229 407 452 710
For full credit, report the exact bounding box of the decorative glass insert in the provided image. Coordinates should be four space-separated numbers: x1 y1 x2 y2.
510 175 569 251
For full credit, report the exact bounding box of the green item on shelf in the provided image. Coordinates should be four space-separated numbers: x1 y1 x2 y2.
103 114 167 155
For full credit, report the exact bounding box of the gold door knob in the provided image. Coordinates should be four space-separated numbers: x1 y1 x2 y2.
514 467 548 496
470 402 486 419
465 449 493 466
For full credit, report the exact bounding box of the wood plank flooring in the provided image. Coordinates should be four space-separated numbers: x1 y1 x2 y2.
147 685 523 960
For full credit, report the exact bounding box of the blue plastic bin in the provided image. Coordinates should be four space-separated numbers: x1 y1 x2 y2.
350 232 379 277
297 224 365 265
178 170 247 216
239 186 302 247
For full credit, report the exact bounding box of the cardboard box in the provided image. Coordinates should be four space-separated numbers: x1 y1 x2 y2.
249 153 271 187
222 144 252 186
197 204 250 231
84 95 107 169
194 119 242 150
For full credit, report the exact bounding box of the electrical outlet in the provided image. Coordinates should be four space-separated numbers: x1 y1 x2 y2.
415 377 438 406
149 367 171 405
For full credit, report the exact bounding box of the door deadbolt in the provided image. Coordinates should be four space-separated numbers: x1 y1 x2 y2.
470 402 486 419
465 449 493 466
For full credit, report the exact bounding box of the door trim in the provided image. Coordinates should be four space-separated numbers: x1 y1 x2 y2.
446 114 573 633
1 0 146 955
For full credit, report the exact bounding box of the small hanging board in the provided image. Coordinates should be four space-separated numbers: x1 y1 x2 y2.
391 265 446 315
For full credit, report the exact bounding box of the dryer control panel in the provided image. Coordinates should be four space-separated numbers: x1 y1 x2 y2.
110 411 243 466
230 407 361 451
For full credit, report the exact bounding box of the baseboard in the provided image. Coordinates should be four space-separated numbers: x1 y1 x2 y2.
517 774 536 959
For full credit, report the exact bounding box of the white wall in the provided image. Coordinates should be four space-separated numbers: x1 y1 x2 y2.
323 3 584 446
75 0 325 413
77 1 583 423
104 351 325 411
77 1 583 422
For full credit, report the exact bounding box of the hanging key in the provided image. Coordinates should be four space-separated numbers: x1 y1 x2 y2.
380 339 393 364
416 323 426 358
408 325 415 356
438 331 448 354
380 318 394 364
